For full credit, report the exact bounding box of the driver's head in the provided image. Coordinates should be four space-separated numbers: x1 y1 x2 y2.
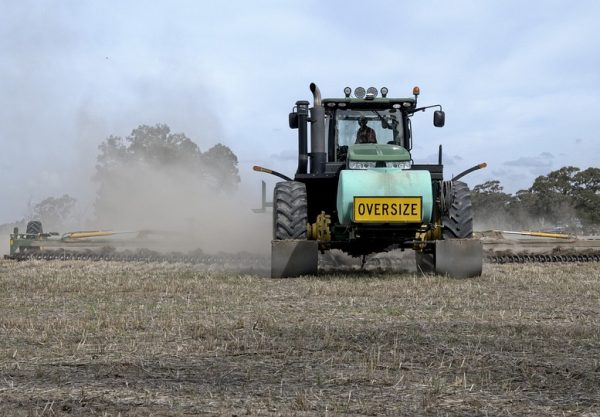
359 116 367 127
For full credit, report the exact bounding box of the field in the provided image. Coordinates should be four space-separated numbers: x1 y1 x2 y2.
0 258 599 416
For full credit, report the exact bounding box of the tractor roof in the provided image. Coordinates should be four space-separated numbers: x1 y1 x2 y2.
321 97 416 110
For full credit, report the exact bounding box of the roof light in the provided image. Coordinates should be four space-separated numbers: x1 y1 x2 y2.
354 87 366 99
367 87 378 98
381 87 388 98
343 87 352 97
412 86 420 96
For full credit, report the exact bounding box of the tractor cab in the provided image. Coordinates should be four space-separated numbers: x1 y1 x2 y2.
289 85 444 177
332 108 405 146
330 107 408 165
323 91 415 160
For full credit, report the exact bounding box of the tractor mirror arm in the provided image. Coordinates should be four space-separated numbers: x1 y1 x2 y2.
410 104 443 114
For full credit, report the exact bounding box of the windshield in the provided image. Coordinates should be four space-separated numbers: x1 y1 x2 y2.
336 109 404 146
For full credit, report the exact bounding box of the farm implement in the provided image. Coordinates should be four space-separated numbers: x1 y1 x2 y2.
479 230 600 263
4 222 266 266
4 223 600 266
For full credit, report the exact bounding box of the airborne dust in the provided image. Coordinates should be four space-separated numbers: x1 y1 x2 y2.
92 157 273 255
0 121 273 257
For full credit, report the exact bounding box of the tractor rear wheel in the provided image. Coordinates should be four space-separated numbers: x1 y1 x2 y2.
273 181 308 240
416 181 474 274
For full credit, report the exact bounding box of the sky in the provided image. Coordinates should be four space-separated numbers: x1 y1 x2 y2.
1 0 599 224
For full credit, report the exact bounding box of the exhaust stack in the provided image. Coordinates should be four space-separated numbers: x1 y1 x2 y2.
295 100 309 174
309 83 326 174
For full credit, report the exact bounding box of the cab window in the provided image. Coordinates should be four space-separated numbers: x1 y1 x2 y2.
335 109 403 146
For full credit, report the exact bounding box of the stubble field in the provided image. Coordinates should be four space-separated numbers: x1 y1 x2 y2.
0 258 599 416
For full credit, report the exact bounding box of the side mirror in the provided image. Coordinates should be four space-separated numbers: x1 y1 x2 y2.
289 112 299 129
433 110 445 127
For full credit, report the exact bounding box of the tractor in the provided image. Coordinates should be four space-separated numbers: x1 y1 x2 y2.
254 83 484 278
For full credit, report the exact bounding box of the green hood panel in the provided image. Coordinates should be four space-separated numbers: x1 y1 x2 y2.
336 169 433 225
348 144 411 161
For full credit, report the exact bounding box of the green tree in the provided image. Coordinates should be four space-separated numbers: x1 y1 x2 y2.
96 124 203 177
31 194 77 230
471 180 515 228
572 167 600 224
201 144 241 190
94 124 240 224
527 167 580 227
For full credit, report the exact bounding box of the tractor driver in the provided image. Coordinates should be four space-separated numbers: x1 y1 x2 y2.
355 116 377 144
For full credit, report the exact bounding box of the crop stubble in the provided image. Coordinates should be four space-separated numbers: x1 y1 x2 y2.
0 259 599 416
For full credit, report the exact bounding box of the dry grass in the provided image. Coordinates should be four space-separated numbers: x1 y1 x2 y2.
0 259 599 416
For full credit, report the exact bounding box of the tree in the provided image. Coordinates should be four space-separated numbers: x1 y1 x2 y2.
528 167 579 226
201 144 241 190
96 124 203 178
93 124 240 226
31 194 77 230
572 168 600 224
471 180 515 228
470 166 600 230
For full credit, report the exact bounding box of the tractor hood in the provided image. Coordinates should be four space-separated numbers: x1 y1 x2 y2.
348 144 411 162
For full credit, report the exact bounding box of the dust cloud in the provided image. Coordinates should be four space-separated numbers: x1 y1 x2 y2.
91 159 272 255
473 205 581 234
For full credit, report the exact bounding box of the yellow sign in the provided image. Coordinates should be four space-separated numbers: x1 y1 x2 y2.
353 197 422 223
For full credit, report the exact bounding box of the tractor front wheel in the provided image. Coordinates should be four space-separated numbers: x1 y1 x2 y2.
442 181 473 240
416 181 475 274
271 181 317 278
273 181 308 240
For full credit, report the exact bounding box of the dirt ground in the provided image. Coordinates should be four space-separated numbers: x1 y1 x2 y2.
0 258 599 416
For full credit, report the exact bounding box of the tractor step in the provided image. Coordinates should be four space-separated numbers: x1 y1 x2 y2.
434 239 483 278
271 240 318 278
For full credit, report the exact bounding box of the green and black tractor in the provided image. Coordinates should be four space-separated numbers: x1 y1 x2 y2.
255 83 485 278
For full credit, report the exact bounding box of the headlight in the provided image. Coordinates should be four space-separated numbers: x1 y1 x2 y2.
354 87 366 99
348 161 377 170
386 161 412 169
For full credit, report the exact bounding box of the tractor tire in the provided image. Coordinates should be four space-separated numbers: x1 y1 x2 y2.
442 181 473 239
26 220 43 235
415 181 474 273
273 181 308 240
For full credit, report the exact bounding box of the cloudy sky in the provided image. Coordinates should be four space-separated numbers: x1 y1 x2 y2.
1 0 599 223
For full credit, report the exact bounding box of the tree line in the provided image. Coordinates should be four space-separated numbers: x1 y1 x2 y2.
471 166 600 232
1 124 240 233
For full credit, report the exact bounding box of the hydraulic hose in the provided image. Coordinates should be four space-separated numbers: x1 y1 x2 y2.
452 162 487 181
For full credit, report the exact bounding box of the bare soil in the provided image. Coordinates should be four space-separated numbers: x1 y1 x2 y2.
0 259 599 416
